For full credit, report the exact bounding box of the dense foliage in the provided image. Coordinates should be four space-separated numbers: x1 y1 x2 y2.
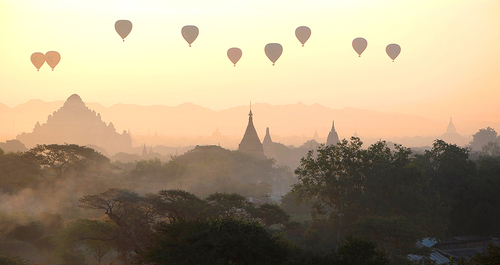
1 133 500 264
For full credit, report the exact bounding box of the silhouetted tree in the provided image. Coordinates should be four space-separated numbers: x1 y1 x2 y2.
156 189 207 222
0 152 41 193
142 218 289 265
0 255 32 265
58 218 118 265
250 203 290 227
22 144 112 186
332 236 390 265
293 137 445 262
0 139 28 153
455 244 500 264
79 189 158 264
205 192 255 219
470 127 498 152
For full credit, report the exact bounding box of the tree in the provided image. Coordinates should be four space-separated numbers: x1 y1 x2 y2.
0 139 28 153
250 203 290 227
293 138 366 219
415 140 482 236
22 144 112 185
38 212 64 235
142 218 289 265
482 141 500 156
79 189 158 264
0 152 41 193
470 127 498 152
58 218 118 265
352 216 423 262
292 138 445 261
0 255 32 265
333 236 390 265
205 192 255 219
279 191 313 222
270 165 297 196
455 244 500 264
156 189 207 222
448 154 500 237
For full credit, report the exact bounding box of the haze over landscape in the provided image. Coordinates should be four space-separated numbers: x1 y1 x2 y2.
0 95 494 150
1 0 500 264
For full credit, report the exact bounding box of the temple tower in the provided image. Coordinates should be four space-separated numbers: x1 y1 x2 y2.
446 117 457 134
326 120 340 146
238 105 266 159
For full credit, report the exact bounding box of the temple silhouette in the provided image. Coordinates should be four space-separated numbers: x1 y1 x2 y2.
16 94 132 155
238 105 266 159
440 117 467 145
326 120 340 146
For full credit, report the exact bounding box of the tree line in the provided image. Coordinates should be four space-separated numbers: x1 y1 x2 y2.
1 127 500 264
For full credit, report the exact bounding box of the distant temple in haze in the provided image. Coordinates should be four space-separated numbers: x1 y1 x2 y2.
445 117 457 134
238 105 266 159
326 120 340 146
440 117 467 145
16 94 132 155
262 127 277 159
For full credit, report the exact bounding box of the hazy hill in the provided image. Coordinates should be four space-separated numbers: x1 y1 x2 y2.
1 97 498 148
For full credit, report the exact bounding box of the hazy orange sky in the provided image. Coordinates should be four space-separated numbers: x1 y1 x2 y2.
1 0 499 123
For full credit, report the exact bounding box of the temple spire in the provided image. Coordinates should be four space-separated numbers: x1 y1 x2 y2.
326 120 340 146
446 117 457 134
238 102 266 159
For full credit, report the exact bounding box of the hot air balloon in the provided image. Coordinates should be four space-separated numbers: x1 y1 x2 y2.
295 26 311 47
45 51 60 71
352 38 367 57
265 43 283 66
115 20 132 42
182 25 199 47
386 44 401 62
31 52 45 71
227 48 242 67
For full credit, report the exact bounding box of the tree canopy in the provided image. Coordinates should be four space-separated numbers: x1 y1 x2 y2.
292 137 446 261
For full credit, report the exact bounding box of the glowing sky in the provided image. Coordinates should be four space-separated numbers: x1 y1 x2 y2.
1 0 499 122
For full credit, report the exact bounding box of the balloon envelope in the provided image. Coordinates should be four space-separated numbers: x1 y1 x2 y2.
265 43 283 66
386 44 401 61
31 52 45 71
352 38 368 57
295 26 311 47
115 20 132 41
182 25 199 47
45 51 60 71
227 48 242 66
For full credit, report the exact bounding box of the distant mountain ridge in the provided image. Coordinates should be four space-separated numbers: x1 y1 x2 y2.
1 97 498 147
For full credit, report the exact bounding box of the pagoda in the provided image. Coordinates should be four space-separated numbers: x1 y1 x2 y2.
238 105 266 159
326 120 340 146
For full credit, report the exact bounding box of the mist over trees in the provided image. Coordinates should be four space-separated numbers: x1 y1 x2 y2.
1 126 500 264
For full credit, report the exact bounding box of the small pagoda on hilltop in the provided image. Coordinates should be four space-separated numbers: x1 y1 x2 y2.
16 94 132 155
238 104 266 159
